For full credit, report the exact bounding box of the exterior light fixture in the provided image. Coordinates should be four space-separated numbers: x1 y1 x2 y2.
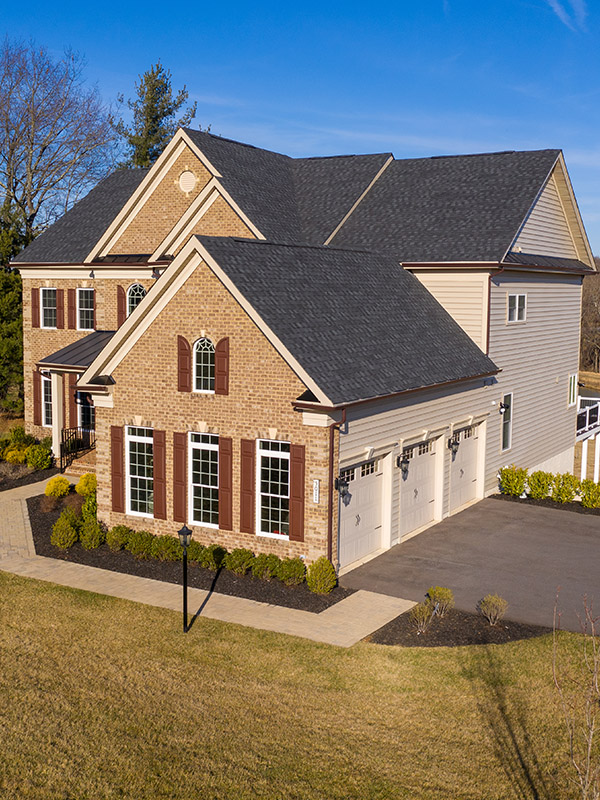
334 476 349 497
177 524 193 633
448 437 460 456
499 402 507 414
152 268 161 280
396 453 410 476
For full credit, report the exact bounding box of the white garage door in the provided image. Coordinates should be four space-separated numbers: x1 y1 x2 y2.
449 426 478 512
399 440 436 537
339 459 383 568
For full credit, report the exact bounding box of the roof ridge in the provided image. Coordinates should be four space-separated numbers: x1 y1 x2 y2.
199 235 392 258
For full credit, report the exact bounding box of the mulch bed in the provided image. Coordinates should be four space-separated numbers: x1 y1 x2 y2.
491 492 600 517
0 465 58 493
367 607 552 647
27 494 354 614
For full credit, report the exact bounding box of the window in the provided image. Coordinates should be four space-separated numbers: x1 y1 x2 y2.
126 426 154 516
127 284 146 316
501 393 513 451
257 440 290 537
42 373 52 427
568 374 578 408
188 433 219 527
360 459 378 477
41 288 57 329
77 380 95 431
339 467 355 483
193 337 215 393
507 293 526 323
77 288 94 330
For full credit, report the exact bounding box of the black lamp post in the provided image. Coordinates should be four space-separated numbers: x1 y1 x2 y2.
178 524 193 633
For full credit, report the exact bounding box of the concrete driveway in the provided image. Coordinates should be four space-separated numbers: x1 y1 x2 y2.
340 497 600 633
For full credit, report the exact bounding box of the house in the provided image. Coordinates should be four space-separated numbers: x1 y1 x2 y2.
13 129 595 572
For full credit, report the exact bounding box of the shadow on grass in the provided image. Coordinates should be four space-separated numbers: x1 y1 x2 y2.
461 647 557 800
187 567 222 631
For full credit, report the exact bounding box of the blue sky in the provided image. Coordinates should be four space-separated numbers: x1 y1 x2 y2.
5 0 600 251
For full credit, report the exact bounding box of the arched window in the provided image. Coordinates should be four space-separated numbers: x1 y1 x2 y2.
194 338 215 393
127 284 147 316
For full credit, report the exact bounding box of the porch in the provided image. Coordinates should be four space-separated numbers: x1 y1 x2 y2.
576 395 600 481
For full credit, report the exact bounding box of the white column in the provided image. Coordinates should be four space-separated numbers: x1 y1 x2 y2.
581 438 589 482
594 435 600 484
50 371 64 459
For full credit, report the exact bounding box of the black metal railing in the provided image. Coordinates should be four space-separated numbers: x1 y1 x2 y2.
60 426 96 473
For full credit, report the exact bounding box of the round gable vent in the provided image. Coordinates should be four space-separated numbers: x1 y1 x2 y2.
178 170 197 193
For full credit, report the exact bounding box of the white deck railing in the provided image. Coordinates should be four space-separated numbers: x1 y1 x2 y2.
577 397 600 439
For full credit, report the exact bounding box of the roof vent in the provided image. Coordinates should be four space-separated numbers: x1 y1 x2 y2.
178 169 197 194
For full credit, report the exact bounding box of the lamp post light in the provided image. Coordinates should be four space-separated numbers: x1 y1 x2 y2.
177 524 193 633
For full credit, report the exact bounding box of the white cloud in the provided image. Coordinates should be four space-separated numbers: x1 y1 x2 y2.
544 0 587 30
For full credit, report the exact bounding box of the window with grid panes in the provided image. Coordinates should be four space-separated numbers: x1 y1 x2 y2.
127 284 146 316
126 427 154 515
77 288 94 330
193 338 215 392
41 288 57 328
189 433 219 527
257 440 290 536
360 459 377 477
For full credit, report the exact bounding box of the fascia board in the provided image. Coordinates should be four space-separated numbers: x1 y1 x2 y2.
555 152 595 269
212 181 265 240
180 129 223 177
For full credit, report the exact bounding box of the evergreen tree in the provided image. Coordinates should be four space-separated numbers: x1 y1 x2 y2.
0 202 28 267
115 62 202 168
0 268 23 414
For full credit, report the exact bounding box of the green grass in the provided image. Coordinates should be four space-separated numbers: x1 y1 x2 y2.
0 570 585 799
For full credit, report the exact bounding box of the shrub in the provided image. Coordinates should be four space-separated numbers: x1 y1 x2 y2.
223 548 255 575
479 594 508 626
186 540 205 563
551 473 579 504
106 525 131 552
528 470 553 500
426 586 454 618
4 447 27 465
75 473 97 496
80 518 105 550
126 530 155 559
410 602 436 634
40 436 52 451
151 534 182 562
498 465 528 497
306 557 337 595
10 426 35 447
50 509 80 549
581 480 600 509
252 553 281 581
45 475 71 498
199 543 227 571
277 557 306 586
25 443 52 470
81 492 97 523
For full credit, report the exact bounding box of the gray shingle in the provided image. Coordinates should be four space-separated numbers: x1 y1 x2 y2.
38 331 116 369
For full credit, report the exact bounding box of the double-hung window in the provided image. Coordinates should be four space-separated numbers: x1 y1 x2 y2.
42 373 52 427
126 427 154 516
507 294 526 323
77 288 94 330
41 288 57 329
257 439 290 537
568 374 578 408
501 393 513 451
188 433 219 527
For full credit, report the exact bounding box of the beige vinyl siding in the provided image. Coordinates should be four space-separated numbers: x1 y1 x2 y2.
512 172 578 259
486 270 581 490
413 271 488 349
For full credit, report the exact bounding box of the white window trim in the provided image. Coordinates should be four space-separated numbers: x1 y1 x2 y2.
125 426 154 519
568 374 578 408
76 287 95 331
255 439 291 540
192 337 216 395
127 283 147 317
507 293 527 324
40 287 58 330
501 392 513 452
188 432 219 529
41 372 52 428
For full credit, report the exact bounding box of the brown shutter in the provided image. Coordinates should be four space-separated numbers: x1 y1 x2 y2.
110 426 125 513
289 444 305 542
153 429 167 520
240 439 255 534
173 432 187 523
68 373 78 427
177 335 192 392
218 436 233 530
56 289 64 329
117 286 127 327
92 289 96 330
215 337 229 395
33 371 42 426
67 289 76 329
31 288 40 328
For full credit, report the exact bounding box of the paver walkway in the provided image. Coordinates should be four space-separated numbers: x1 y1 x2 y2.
0 477 412 647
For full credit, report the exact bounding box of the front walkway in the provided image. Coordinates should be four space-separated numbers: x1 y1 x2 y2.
0 477 412 648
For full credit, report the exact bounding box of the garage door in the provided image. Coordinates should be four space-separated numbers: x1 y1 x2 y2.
399 440 436 537
449 426 478 512
339 458 383 568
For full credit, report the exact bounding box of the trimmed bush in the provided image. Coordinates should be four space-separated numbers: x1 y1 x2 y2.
151 534 182 562
126 530 155 559
80 518 105 550
551 472 579 504
581 479 600 509
25 443 52 470
252 553 281 581
81 492 97 523
9 426 35 447
186 540 205 563
498 465 528 497
45 475 71 498
223 548 255 575
306 557 337 595
277 557 306 586
51 508 79 549
40 436 52 451
426 586 454 617
4 447 27 465
528 470 553 500
410 601 436 634
199 543 227 571
75 473 97 496
106 525 131 552
478 594 508 626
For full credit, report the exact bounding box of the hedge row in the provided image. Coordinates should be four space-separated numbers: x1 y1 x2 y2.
0 426 52 470
498 465 600 508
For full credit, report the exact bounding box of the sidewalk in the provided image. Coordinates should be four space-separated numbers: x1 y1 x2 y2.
0 476 413 647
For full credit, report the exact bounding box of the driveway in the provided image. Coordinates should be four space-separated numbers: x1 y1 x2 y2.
340 497 600 633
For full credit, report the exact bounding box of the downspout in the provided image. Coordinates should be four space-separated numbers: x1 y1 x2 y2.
327 408 347 566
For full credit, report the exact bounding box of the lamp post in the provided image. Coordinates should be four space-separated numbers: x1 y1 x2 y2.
178 524 192 633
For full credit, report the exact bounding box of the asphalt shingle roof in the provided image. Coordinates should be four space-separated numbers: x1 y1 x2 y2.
197 236 498 405
39 331 116 369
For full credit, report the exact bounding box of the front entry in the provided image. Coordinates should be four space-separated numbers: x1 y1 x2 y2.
338 458 383 569
399 440 436 537
449 426 478 512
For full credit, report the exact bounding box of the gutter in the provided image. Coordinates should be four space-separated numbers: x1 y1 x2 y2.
327 408 346 564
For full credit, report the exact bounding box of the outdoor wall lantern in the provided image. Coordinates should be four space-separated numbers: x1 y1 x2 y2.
334 476 349 497
448 437 460 456
396 453 410 476
177 524 193 634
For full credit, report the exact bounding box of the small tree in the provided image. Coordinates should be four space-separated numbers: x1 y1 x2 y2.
0 268 23 413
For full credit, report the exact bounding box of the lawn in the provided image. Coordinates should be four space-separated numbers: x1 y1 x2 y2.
0 570 585 799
